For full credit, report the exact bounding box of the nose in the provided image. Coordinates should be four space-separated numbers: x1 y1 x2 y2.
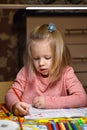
39 58 44 66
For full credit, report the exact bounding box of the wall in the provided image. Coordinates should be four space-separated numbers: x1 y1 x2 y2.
0 9 26 81
0 9 18 81
27 15 87 92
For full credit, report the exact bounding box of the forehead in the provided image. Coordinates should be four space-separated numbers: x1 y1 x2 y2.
31 38 51 48
31 39 52 55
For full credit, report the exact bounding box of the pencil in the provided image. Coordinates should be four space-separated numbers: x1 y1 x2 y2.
63 122 69 130
12 87 22 101
55 122 60 130
18 116 23 130
59 122 66 130
51 121 57 130
46 121 53 130
1 105 10 116
70 121 78 130
67 121 73 130
75 121 82 130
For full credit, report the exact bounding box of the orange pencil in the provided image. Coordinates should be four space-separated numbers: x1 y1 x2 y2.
18 116 23 130
12 87 22 101
59 122 66 130
1 105 10 116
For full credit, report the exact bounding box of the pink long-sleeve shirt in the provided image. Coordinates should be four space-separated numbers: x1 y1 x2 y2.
5 66 87 111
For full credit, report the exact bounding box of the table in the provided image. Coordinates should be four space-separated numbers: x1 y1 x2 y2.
0 104 87 130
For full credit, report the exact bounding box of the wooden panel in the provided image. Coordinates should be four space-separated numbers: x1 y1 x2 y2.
0 81 13 103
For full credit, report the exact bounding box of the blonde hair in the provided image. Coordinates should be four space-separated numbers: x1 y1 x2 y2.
24 23 72 83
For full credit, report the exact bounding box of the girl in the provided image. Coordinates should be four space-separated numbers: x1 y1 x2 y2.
5 23 87 116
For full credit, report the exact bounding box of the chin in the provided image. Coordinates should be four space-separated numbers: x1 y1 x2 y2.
41 73 49 78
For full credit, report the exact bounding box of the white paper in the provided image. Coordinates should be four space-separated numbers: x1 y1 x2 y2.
0 120 19 130
23 125 47 130
25 105 87 119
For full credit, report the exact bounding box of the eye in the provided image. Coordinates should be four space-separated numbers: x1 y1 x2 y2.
45 56 51 60
33 57 40 60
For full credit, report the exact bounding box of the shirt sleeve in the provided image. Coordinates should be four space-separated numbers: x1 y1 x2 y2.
5 67 27 111
45 66 87 109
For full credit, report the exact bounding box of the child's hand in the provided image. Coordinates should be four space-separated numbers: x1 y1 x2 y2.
32 96 45 108
12 102 29 116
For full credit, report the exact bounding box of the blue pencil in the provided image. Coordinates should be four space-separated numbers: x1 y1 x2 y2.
51 121 57 130
70 122 78 130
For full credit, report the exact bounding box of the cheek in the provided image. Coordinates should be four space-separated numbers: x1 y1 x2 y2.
48 60 52 68
33 61 38 69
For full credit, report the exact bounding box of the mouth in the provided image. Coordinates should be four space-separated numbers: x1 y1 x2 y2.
40 68 48 75
40 68 47 72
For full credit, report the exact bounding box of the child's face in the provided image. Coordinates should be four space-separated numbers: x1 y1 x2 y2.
31 39 52 77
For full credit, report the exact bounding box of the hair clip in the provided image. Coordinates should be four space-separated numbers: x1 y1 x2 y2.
48 23 56 32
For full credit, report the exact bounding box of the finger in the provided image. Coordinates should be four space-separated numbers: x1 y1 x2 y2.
32 100 39 106
20 107 27 114
14 108 19 116
14 108 23 116
37 105 42 109
34 102 41 108
16 105 27 115
33 97 39 104
18 109 26 116
25 105 30 115
20 103 29 111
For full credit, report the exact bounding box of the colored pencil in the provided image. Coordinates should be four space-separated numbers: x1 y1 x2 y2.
51 121 57 130
12 87 22 101
59 122 66 130
1 105 10 116
75 121 82 130
63 122 69 130
67 121 73 130
18 116 23 130
70 121 78 130
55 122 60 130
46 121 53 130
